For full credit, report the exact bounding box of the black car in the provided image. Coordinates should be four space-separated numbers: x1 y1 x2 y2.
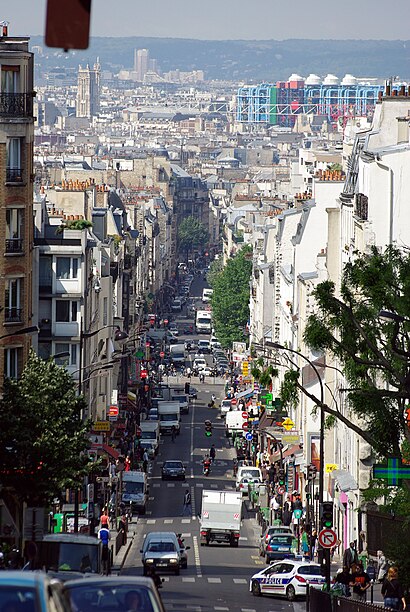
162 460 186 480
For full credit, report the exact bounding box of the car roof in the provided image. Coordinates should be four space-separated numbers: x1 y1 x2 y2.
42 533 100 545
144 532 178 541
63 576 155 588
0 572 55 587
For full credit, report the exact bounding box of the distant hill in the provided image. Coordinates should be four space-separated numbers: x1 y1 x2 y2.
30 36 410 82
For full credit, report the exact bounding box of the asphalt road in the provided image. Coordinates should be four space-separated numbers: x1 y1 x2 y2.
121 276 304 611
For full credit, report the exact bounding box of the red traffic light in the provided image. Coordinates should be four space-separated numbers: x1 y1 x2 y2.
140 369 148 379
160 351 165 358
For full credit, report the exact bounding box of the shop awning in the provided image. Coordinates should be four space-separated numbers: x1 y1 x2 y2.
235 387 254 400
102 444 119 460
332 469 358 492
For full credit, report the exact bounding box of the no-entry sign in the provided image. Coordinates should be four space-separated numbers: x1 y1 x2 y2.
318 528 338 549
242 411 248 419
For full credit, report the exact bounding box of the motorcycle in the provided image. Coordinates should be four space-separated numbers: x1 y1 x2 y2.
203 463 211 477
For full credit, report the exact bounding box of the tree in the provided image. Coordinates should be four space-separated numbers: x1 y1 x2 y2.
177 216 208 260
210 245 252 348
0 350 93 506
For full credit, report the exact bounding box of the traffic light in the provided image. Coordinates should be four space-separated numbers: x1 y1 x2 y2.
307 463 317 481
205 422 213 437
278 467 285 486
320 501 334 528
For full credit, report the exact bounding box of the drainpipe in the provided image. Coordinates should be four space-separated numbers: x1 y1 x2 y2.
375 159 393 244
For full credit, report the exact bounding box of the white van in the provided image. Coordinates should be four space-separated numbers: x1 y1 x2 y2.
202 288 213 303
140 421 160 456
235 466 262 493
122 471 149 515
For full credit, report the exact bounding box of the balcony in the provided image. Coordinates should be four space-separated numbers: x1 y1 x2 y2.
6 168 23 184
0 93 33 118
5 238 23 254
4 307 22 323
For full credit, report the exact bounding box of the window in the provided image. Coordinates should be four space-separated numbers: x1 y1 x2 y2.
5 209 24 253
4 347 21 378
54 343 77 366
55 300 78 322
103 297 108 326
1 66 20 93
56 257 79 279
5 278 22 322
6 138 22 183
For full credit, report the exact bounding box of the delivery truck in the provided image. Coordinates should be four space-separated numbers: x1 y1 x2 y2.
157 401 181 435
199 490 242 547
140 421 160 457
225 409 245 438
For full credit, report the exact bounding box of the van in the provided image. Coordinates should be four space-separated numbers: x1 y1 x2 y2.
235 466 262 492
140 421 160 455
171 299 182 312
220 399 232 417
122 471 149 515
198 339 211 354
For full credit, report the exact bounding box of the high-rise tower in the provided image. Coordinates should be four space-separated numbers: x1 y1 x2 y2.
134 48 149 81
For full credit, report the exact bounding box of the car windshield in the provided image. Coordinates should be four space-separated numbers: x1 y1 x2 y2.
160 414 178 422
270 535 293 545
123 481 144 494
164 462 183 469
147 541 176 553
64 584 160 612
240 469 260 479
0 587 38 612
41 542 99 573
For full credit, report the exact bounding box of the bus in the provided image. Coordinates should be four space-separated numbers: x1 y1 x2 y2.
202 288 213 303
196 310 212 334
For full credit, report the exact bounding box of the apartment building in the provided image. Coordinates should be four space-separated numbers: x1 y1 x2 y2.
0 30 35 382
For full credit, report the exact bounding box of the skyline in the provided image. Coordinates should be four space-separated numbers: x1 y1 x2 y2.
4 0 410 41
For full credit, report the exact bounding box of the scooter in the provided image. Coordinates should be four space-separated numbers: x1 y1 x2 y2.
203 464 210 477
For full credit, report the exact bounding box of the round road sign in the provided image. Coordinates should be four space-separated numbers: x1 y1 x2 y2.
277 485 285 495
318 528 338 549
242 411 248 419
245 432 253 441
242 422 249 431
231 399 238 406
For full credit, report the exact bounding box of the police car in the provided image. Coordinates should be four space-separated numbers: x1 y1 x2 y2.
249 559 325 601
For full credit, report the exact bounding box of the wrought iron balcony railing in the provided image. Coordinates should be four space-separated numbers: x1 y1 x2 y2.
0 93 33 117
5 238 24 254
6 168 23 183
4 307 23 323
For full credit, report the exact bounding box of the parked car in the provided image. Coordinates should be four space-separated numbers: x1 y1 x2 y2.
0 572 69 612
265 534 295 563
259 525 293 556
63 576 165 611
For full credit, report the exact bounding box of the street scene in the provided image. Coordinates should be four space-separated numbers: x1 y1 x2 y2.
1 1 410 612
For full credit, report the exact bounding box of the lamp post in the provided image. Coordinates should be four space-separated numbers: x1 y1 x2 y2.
0 325 38 341
265 342 325 506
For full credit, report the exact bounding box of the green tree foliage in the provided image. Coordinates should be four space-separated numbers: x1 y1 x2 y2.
0 350 93 505
210 245 252 348
177 216 208 259
206 257 223 287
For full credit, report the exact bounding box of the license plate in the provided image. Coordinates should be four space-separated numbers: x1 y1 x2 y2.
278 547 289 551
157 563 167 567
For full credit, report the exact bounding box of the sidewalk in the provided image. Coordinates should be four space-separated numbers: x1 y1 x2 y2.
111 522 138 573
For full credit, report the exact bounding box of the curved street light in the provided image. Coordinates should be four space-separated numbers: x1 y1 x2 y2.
0 325 38 341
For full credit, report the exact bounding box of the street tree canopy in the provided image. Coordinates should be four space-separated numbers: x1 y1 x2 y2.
0 350 93 505
210 245 252 348
177 216 208 258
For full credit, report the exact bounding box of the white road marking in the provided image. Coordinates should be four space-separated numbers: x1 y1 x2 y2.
167 483 175 487
152 483 160 488
164 519 173 524
233 578 247 584
193 535 202 578
181 518 191 524
146 519 156 524
182 576 196 582
207 577 222 583
214 608 229 611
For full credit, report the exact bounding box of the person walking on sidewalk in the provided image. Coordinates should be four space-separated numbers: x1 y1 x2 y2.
210 445 216 463
182 489 192 516
343 541 359 570
118 514 127 546
98 523 111 575
171 425 176 442
381 566 407 610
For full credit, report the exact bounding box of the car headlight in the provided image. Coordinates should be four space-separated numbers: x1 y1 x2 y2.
169 559 178 564
146 559 154 564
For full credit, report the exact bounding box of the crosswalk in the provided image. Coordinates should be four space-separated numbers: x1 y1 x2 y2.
151 482 235 488
160 576 248 585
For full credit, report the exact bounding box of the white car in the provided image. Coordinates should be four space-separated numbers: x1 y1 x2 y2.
250 560 325 601
193 358 207 371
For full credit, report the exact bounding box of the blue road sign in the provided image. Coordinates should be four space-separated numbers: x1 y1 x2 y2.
245 432 253 441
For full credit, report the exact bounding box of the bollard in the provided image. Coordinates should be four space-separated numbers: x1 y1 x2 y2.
305 582 310 612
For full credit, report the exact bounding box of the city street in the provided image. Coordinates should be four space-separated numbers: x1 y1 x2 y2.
121 374 296 612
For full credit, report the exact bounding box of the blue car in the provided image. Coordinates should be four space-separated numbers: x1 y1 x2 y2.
0 571 69 612
265 534 295 562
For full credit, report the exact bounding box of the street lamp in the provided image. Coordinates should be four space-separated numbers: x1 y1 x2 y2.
0 325 38 341
265 341 325 506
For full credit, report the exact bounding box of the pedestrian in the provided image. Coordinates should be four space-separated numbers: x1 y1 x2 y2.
171 425 176 442
269 495 280 521
283 495 292 527
118 513 127 546
142 449 149 473
332 566 352 597
300 527 310 559
210 444 216 463
351 562 371 601
182 489 192 516
377 549 389 583
343 541 359 570
381 566 407 610
310 528 317 560
100 508 110 529
98 522 111 575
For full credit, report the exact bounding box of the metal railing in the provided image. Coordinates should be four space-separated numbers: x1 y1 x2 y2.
4 307 22 323
6 168 23 183
5 238 23 254
307 587 393 612
0 93 33 117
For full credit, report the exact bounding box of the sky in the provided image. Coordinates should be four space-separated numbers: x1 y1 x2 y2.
4 0 410 40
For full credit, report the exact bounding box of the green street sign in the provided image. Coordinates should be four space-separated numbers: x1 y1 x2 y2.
373 457 410 486
293 509 303 520
135 349 144 359
261 392 273 401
